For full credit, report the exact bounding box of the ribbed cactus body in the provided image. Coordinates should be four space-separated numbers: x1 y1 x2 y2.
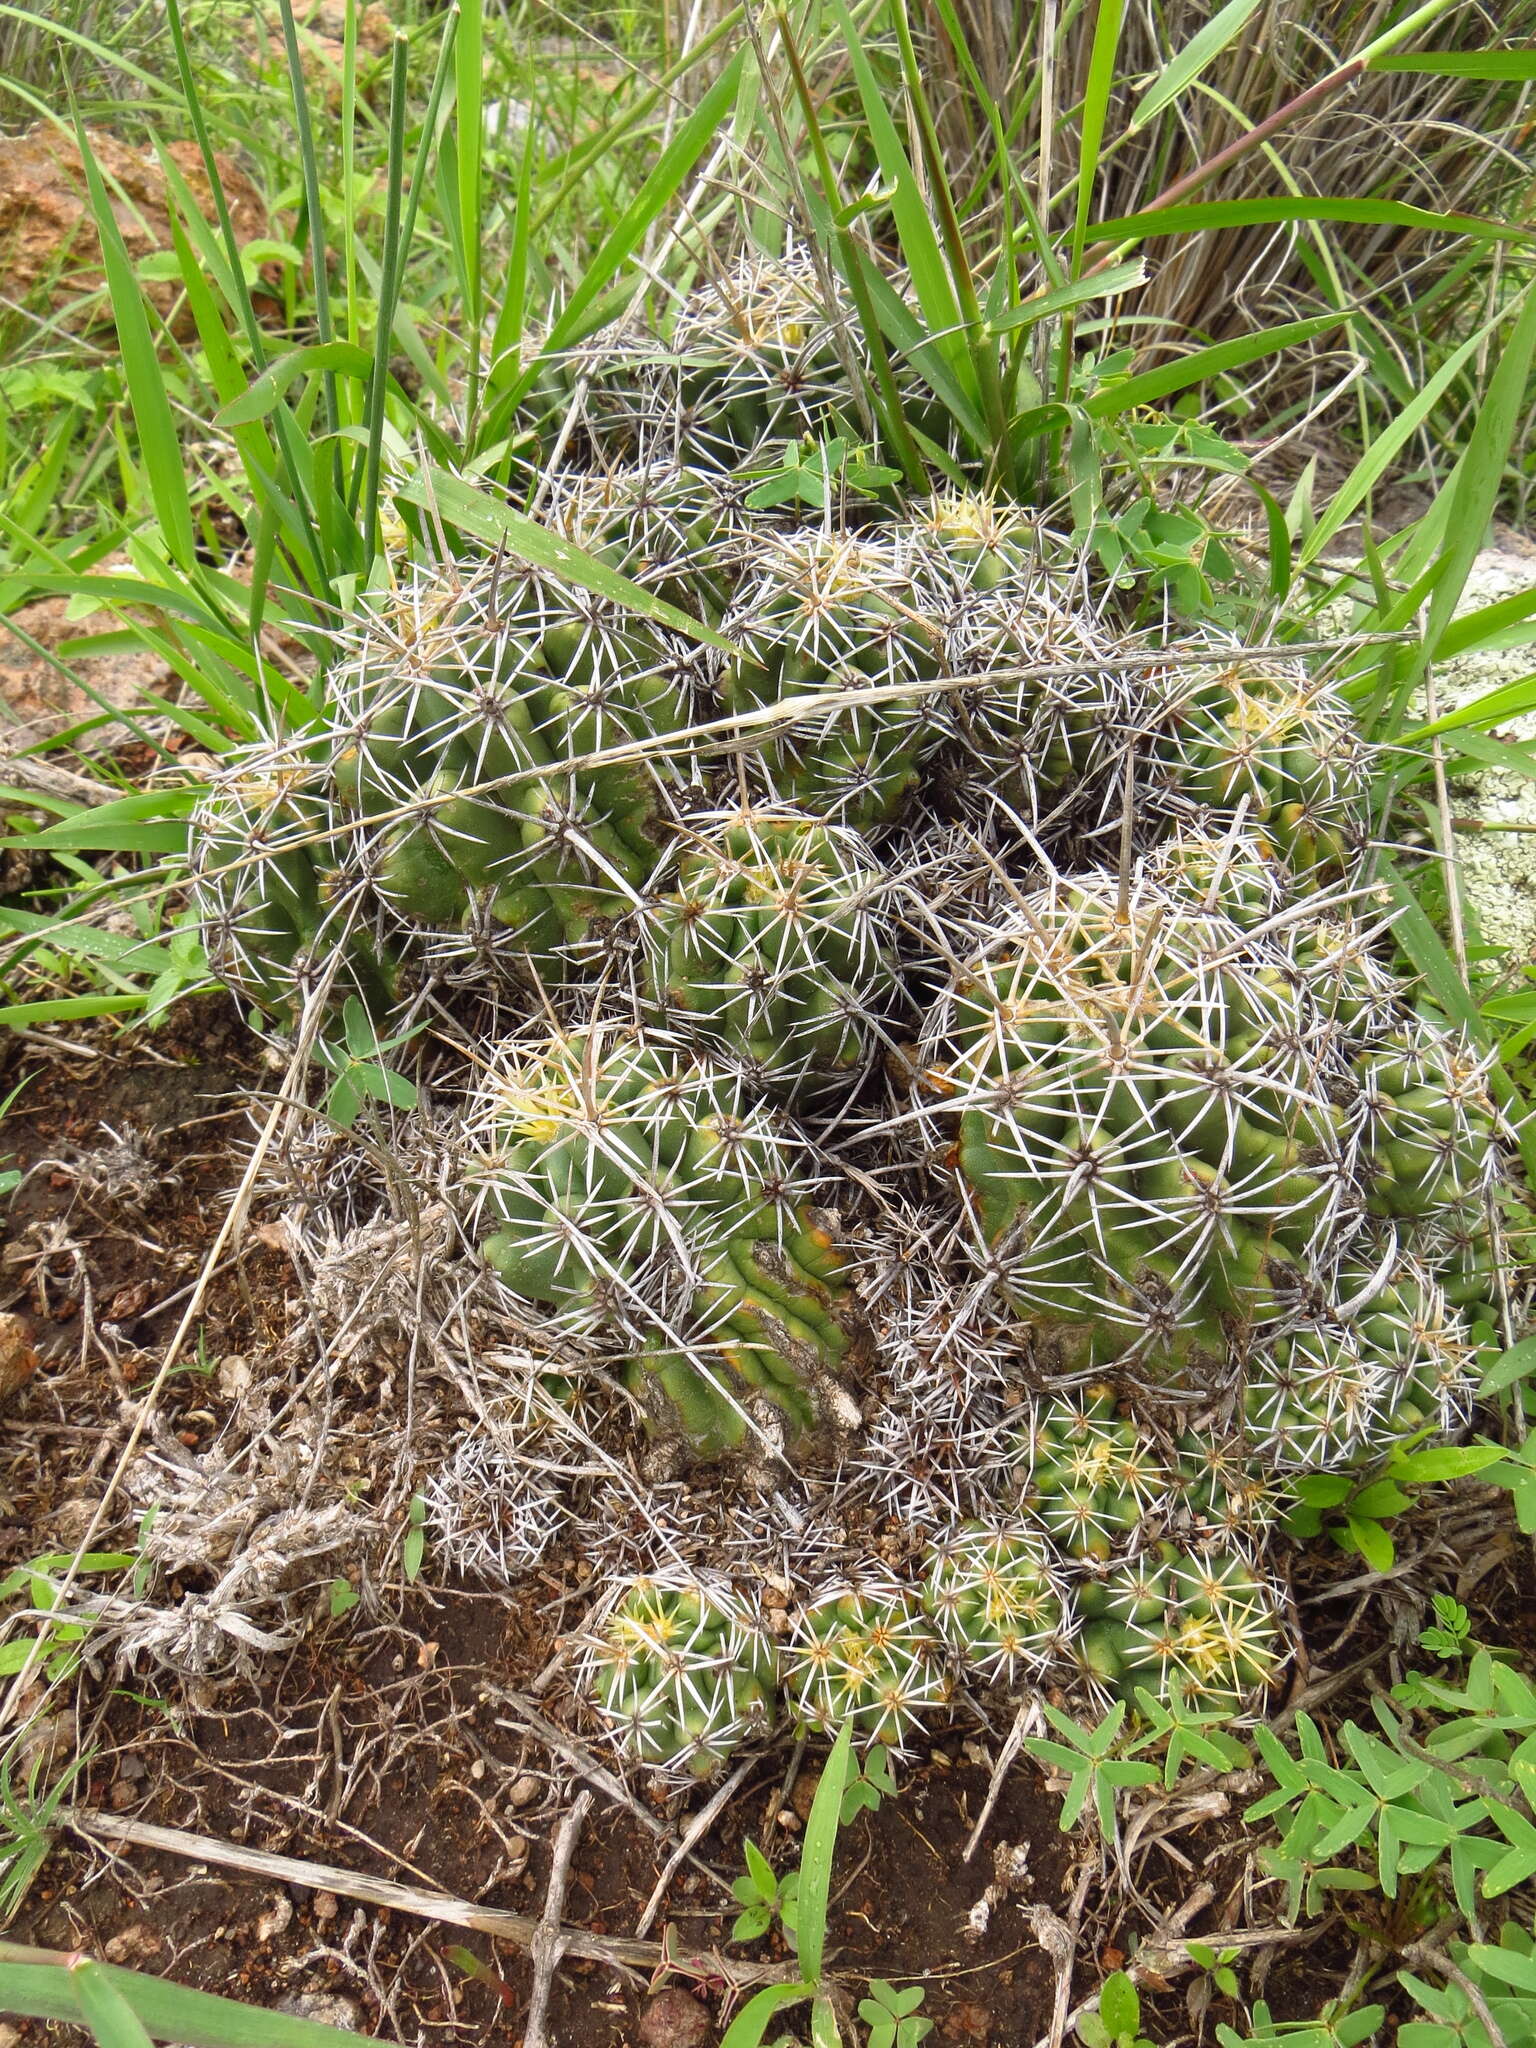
784 1577 951 1746
721 532 948 830
1165 665 1364 878
468 1026 857 1450
1015 1389 1168 1561
919 492 1037 594
917 871 1348 1380
1242 1321 1383 1469
190 741 398 1023
942 588 1131 851
668 256 859 469
1077 1544 1279 1710
585 1573 778 1775
1146 827 1285 926
1354 1020 1497 1224
1338 1253 1474 1444
641 808 896 1105
547 464 741 620
328 566 699 975
924 1523 1073 1680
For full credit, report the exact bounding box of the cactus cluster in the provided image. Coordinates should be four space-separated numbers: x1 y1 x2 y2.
186 245 1513 1772
1077 1544 1281 1711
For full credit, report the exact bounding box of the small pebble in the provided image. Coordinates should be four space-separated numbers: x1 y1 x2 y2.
508 1772 541 1808
313 1891 339 1924
257 1895 293 1943
277 1994 361 2029
104 1926 162 1966
790 1768 821 1821
637 1986 714 2048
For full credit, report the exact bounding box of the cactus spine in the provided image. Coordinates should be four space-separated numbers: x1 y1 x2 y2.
641 808 897 1105
585 1573 778 1775
467 1025 858 1452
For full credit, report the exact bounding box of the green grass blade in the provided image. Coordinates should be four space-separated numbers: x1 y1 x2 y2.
14 789 196 854
217 342 381 429
69 1958 155 2048
1093 196 1531 248
1071 0 1131 276
1081 313 1342 417
275 0 339 457
455 0 485 434
1130 0 1267 131
0 908 179 979
1372 52 1536 80
1298 323 1488 566
830 0 970 390
1438 587 1536 662
1401 671 1536 745
795 1720 854 1984
719 1985 814 2048
0 1953 391 2046
0 995 151 1028
538 55 745 364
72 128 196 572
1382 865 1481 1033
987 259 1148 335
1418 284 1536 676
394 467 735 654
362 32 410 563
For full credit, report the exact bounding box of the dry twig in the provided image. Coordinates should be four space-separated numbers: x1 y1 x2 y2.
69 1808 803 1991
525 1790 593 2048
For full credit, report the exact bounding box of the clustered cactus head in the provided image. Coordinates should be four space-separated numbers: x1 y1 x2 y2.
641 807 897 1104
585 1573 778 1777
546 463 742 618
190 742 397 1024
466 1023 860 1452
917 869 1347 1383
1077 1544 1281 1711
1163 663 1367 879
1015 1387 1169 1561
187 246 1513 1772
941 589 1134 854
721 530 950 829
667 255 862 469
924 1523 1073 1682
783 1577 952 1747
326 560 701 981
1243 1321 1382 1469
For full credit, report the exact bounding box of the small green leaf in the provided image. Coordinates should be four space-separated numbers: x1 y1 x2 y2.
1344 1513 1395 1574
1099 1972 1140 2041
1479 1336 1536 1397
719 1983 814 2048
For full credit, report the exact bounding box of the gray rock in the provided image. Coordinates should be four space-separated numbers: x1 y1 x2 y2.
1427 542 1536 961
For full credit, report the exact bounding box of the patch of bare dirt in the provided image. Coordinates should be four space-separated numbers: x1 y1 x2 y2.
0 125 268 337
